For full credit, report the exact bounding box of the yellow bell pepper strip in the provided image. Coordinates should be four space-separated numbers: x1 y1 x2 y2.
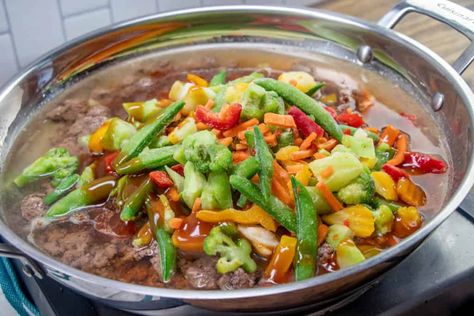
132 222 153 247
322 205 375 238
187 73 208 87
264 235 297 284
371 171 398 201
393 206 422 238
89 120 111 153
396 177 426 206
113 100 184 168
196 204 277 232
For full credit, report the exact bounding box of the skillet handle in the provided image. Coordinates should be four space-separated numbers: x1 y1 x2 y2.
0 243 44 278
378 0 474 74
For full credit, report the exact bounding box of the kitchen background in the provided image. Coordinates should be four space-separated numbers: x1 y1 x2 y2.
0 0 319 87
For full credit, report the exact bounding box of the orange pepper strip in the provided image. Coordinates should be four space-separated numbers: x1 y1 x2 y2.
186 73 208 87
197 204 277 232
264 235 297 284
387 134 408 166
263 113 296 128
317 139 338 151
273 161 290 185
196 122 208 130
300 132 317 150
133 222 153 247
218 137 233 147
320 165 334 179
318 223 329 246
166 187 180 202
316 181 343 212
378 124 400 146
88 119 111 152
291 149 316 161
232 151 250 163
168 217 184 230
191 197 201 213
223 118 259 137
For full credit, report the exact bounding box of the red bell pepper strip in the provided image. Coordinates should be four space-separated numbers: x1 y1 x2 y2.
171 164 184 176
195 103 242 130
104 151 119 173
150 171 174 189
336 111 364 128
288 106 324 137
401 152 447 174
382 164 409 182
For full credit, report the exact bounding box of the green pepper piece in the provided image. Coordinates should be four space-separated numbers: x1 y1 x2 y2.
120 178 153 221
276 129 294 150
229 175 296 232
43 174 80 205
291 177 317 281
115 145 179 174
254 78 342 142
46 176 117 218
306 82 325 97
253 126 274 201
232 157 259 179
209 70 227 86
339 124 379 142
113 100 184 167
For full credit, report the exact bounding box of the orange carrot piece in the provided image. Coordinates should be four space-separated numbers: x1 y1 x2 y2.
313 152 326 160
196 122 209 130
387 134 408 166
211 128 222 137
264 134 277 147
300 132 317 150
366 127 378 134
167 187 180 202
316 181 343 212
289 79 298 86
317 139 338 151
205 99 214 110
272 177 293 206
223 118 259 137
258 123 270 135
317 223 329 246
295 137 303 146
218 137 233 147
273 160 290 185
320 165 334 179
169 217 184 230
378 124 400 146
291 149 316 161
235 143 248 150
192 198 201 213
232 151 250 163
263 113 296 128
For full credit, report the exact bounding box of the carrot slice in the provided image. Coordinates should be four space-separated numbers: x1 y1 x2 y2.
291 149 316 160
223 118 259 137
232 151 249 163
285 164 306 174
264 134 277 147
387 134 408 166
295 137 303 146
204 99 214 110
218 137 233 147
318 223 329 246
263 113 296 128
320 165 334 179
378 125 400 146
317 139 338 151
235 143 248 150
313 152 327 160
272 177 293 206
273 160 290 185
169 217 184 230
167 187 180 202
192 197 201 213
300 132 317 150
316 181 343 212
365 127 378 134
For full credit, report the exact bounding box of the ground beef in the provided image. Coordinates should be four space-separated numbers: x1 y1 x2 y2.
20 193 46 221
318 243 335 262
66 106 110 138
217 268 258 290
181 256 220 290
46 99 87 122
88 87 118 109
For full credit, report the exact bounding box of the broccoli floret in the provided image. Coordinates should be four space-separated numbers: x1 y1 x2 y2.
241 83 285 120
181 130 232 174
337 168 375 205
203 225 257 274
373 143 395 171
182 161 206 208
14 147 78 188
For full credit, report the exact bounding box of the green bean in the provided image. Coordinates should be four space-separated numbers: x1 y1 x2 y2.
155 227 176 282
253 126 274 201
306 82 325 96
254 78 342 141
291 177 317 281
232 157 259 179
120 178 153 221
113 100 184 167
115 146 178 174
209 70 226 86
229 175 296 232
44 174 80 205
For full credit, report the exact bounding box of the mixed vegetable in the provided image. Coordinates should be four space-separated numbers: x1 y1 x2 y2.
14 69 448 286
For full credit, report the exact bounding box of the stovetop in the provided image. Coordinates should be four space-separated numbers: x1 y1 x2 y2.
14 202 474 316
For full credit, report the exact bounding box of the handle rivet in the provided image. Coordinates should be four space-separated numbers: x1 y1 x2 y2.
432 92 444 111
22 265 34 277
357 45 373 64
